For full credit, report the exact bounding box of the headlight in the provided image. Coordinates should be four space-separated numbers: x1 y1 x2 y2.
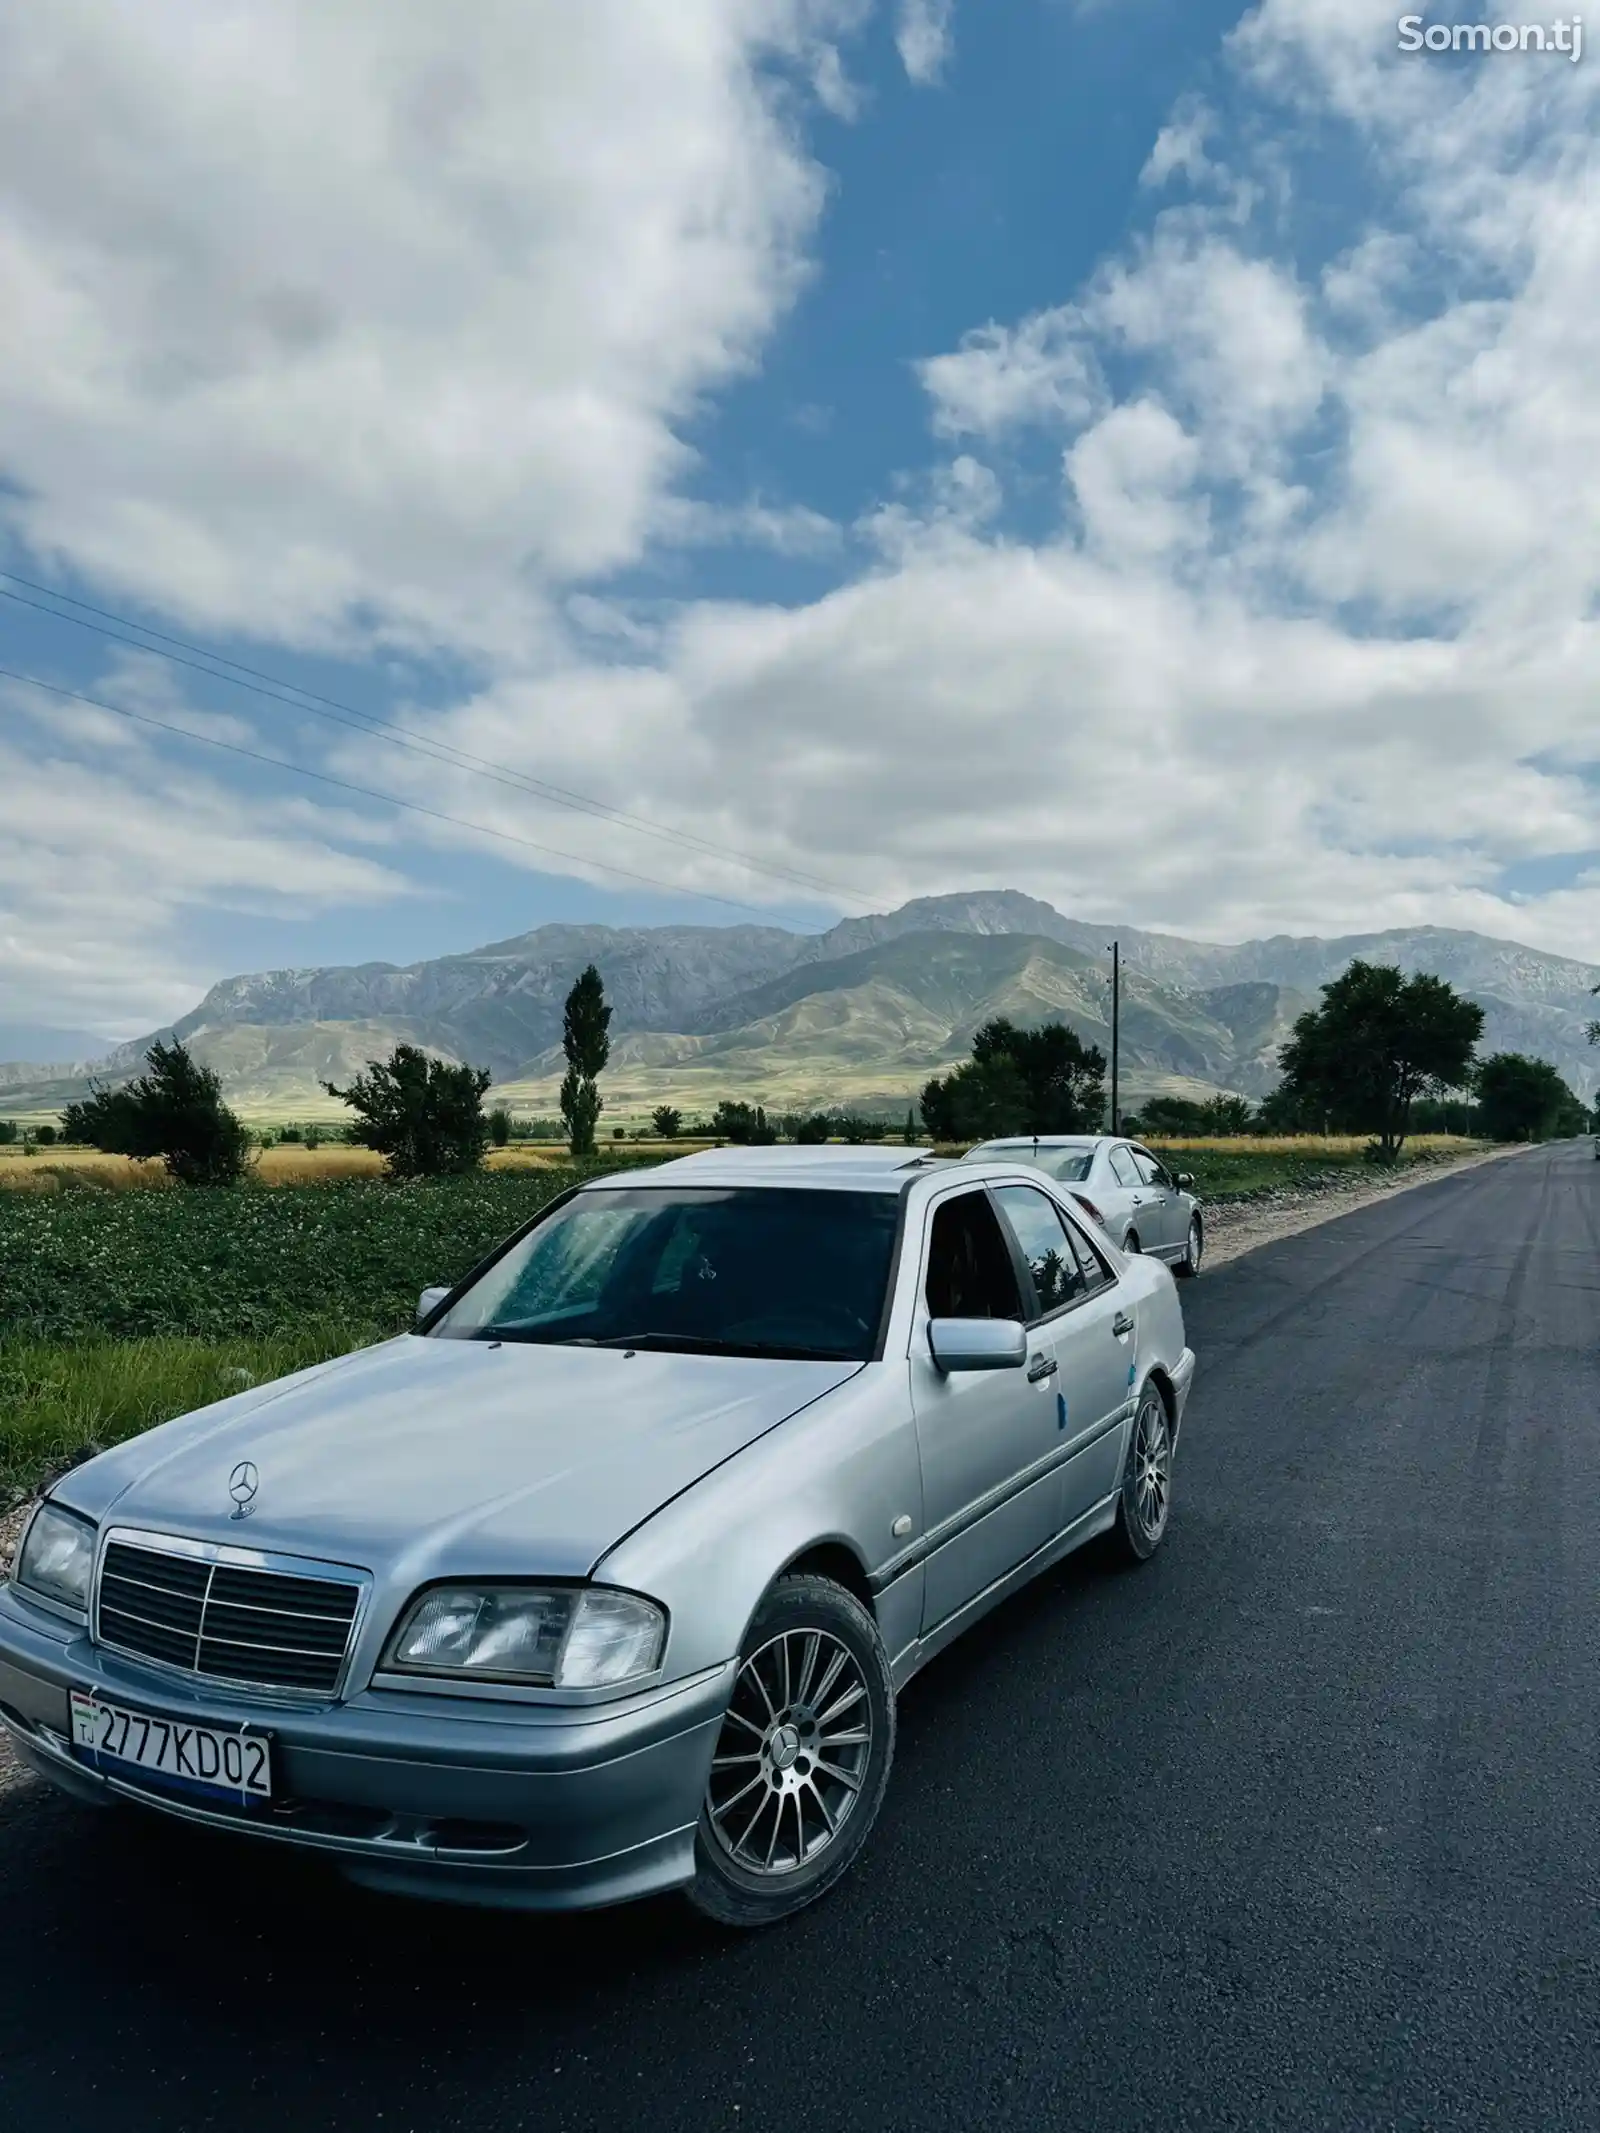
384 1585 666 1690
15 1502 96 1614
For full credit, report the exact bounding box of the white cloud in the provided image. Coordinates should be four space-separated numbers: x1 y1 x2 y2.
6 0 1600 1050
0 0 861 658
1141 97 1216 191
918 310 1103 438
896 0 955 86
1067 401 1206 562
0 693 410 1033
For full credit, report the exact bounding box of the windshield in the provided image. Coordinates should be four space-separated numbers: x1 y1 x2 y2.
427 1186 900 1360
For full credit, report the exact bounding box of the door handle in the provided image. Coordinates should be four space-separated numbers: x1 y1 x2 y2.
1111 1311 1134 1337
1026 1352 1058 1382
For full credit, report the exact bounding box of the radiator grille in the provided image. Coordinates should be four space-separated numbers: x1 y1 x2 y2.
97 1541 361 1696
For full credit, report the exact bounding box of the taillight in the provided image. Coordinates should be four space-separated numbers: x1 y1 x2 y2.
1072 1193 1105 1226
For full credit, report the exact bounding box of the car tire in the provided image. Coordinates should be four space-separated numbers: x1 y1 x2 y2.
685 1574 896 1930
1175 1214 1203 1278
1123 1229 1141 1254
1106 1383 1174 1566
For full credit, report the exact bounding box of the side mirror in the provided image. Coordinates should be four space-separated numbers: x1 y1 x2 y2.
417 1285 451 1325
927 1318 1028 1373
1176 1173 1195 1191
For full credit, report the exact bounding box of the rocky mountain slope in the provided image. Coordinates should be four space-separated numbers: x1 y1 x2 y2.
4 892 1596 1116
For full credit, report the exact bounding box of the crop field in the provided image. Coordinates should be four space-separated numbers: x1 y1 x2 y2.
0 1139 708 1191
0 1133 1491 1505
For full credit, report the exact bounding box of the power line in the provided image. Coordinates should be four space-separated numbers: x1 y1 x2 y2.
0 666 823 921
0 570 869 908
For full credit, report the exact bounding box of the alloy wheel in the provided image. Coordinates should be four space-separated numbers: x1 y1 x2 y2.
1131 1392 1171 1544
706 1629 873 1876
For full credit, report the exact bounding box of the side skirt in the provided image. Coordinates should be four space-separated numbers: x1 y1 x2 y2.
887 1492 1120 1694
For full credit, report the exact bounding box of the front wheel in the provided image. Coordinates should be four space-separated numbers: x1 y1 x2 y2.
1107 1385 1173 1565
685 1574 896 1929
1175 1214 1203 1278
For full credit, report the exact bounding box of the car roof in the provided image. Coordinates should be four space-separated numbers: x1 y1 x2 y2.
582 1145 957 1194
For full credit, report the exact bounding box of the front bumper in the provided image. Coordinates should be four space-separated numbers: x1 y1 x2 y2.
0 1584 730 1911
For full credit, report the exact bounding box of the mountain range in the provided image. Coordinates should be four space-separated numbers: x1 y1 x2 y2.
3 891 1597 1118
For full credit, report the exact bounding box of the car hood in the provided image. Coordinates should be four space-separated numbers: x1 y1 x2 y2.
59 1335 860 1581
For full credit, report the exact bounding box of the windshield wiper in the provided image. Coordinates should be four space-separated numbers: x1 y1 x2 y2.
569 1331 856 1360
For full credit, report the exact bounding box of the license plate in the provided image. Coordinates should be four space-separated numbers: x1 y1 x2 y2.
69 1690 272 1800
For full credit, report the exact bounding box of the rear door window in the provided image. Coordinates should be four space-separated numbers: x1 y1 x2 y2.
1107 1145 1140 1189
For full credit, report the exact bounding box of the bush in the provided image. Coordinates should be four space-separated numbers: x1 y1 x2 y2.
33 1123 57 1146
794 1114 831 1145
324 1044 493 1178
488 1105 513 1148
612 1125 626 1140
278 1124 304 1144
61 1042 251 1187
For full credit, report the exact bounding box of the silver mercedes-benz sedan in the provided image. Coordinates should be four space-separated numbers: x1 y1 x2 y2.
962 1135 1205 1273
0 1146 1195 1928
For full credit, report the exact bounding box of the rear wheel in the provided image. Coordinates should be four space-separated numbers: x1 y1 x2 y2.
1123 1229 1141 1254
685 1574 895 1929
1107 1384 1173 1564
1175 1214 1203 1278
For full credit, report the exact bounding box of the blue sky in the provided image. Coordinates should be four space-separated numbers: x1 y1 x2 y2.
0 0 1597 1048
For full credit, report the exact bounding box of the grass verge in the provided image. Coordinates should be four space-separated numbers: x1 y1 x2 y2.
0 1327 378 1509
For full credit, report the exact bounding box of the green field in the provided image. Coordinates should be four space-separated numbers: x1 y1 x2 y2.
0 1138 1489 1507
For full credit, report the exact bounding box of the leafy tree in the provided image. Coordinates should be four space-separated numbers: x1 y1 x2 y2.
1277 961 1484 1163
278 1124 303 1144
710 1099 776 1145
33 1122 57 1146
651 1105 682 1140
324 1044 492 1177
560 964 611 1157
303 1124 324 1151
1589 982 1599 1048
487 1104 513 1148
0 1120 15 1145
1474 1054 1586 1141
65 1041 252 1186
794 1113 831 1145
903 1107 919 1145
922 1018 1106 1142
1409 1094 1478 1136
921 1052 1030 1141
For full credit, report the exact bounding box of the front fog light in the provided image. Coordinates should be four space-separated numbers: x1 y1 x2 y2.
16 1502 95 1613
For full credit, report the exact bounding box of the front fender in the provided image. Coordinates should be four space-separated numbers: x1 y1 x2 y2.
594 1363 924 1684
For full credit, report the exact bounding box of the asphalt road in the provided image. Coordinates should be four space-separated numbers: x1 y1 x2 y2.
3 1140 1597 2133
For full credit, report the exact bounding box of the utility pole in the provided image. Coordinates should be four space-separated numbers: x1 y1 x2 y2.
1107 939 1120 1135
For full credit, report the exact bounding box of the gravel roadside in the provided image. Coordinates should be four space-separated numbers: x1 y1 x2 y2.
1200 1142 1527 1268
